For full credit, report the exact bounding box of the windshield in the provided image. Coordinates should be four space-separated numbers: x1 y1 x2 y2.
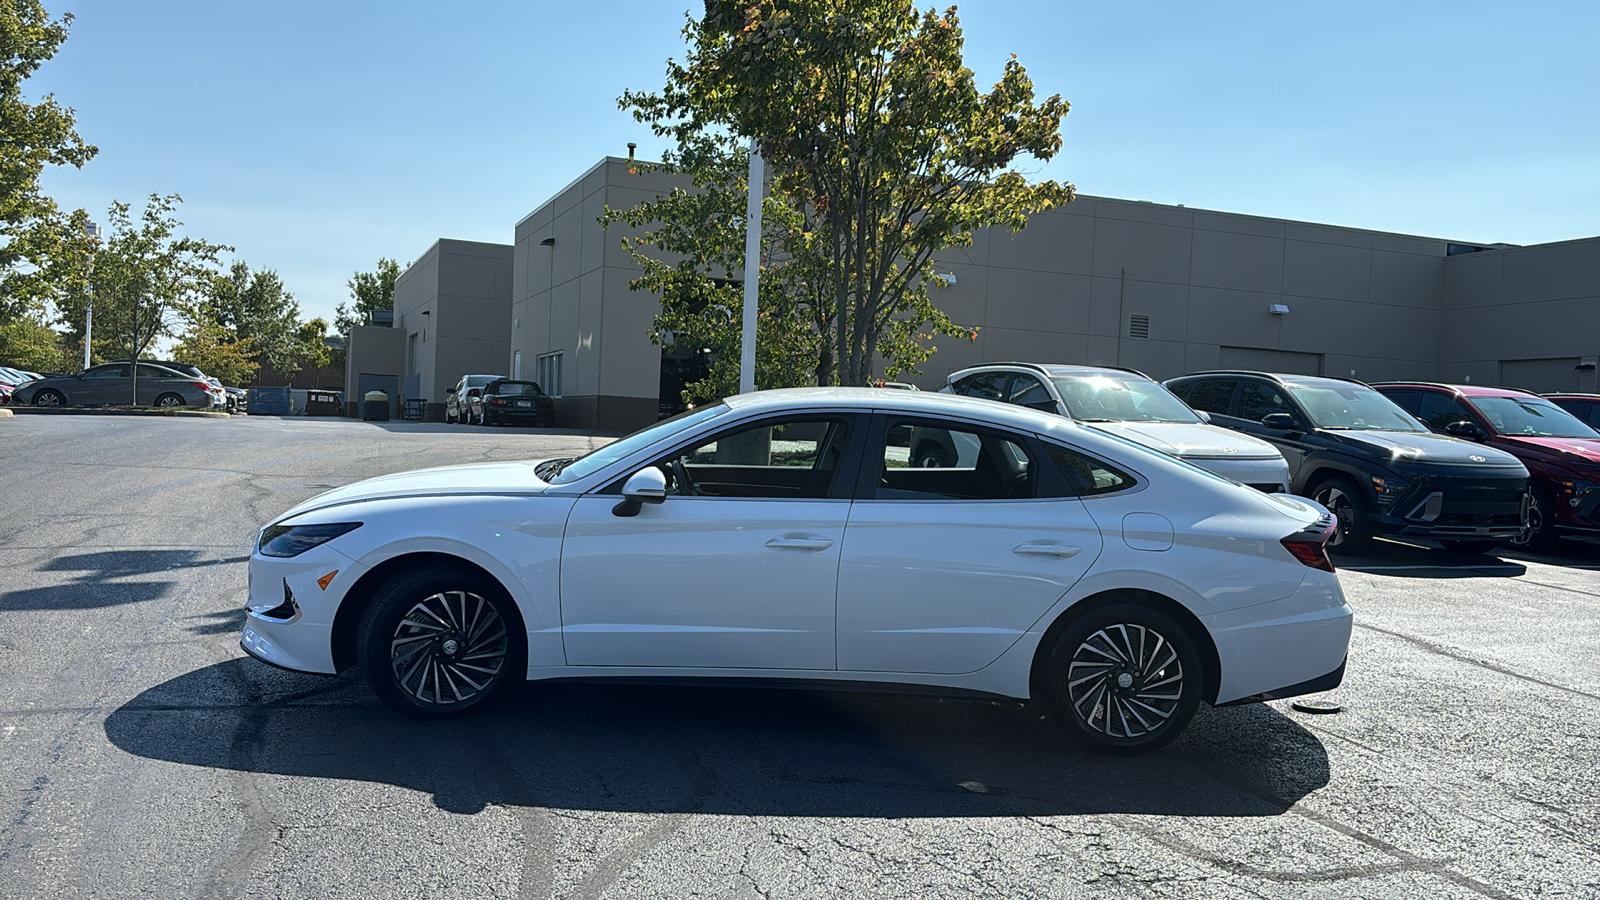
1286 382 1426 432
1471 396 1599 438
1052 375 1201 424
548 403 731 485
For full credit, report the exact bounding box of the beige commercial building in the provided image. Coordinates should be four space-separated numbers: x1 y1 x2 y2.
372 157 1600 431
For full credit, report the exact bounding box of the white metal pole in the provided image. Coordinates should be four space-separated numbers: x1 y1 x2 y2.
739 138 762 395
83 302 92 370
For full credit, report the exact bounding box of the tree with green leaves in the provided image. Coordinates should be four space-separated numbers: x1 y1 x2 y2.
62 194 228 401
191 260 301 372
334 257 401 335
0 1 97 326
622 0 1073 386
170 320 258 386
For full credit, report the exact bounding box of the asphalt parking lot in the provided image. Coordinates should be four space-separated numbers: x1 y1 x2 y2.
2 414 1598 899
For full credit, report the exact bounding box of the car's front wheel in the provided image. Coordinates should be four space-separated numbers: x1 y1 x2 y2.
357 567 525 718
1310 476 1373 553
1042 603 1203 755
33 389 65 408
1509 489 1560 553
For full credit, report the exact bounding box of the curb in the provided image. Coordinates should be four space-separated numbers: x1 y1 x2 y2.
5 406 232 419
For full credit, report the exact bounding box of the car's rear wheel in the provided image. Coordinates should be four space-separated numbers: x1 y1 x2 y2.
1310 476 1373 553
1043 603 1203 755
154 392 185 409
357 567 525 719
33 389 64 408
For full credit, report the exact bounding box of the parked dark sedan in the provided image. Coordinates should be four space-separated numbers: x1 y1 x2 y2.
1165 371 1529 553
468 378 553 426
18 362 218 409
1376 382 1600 551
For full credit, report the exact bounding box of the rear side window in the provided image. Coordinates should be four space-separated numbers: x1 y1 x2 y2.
956 371 1010 401
1044 442 1135 497
1177 379 1239 415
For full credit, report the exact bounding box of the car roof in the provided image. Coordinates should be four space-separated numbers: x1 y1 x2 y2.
1169 370 1370 389
722 386 1092 431
947 362 1155 382
1546 392 1600 400
1371 381 1545 399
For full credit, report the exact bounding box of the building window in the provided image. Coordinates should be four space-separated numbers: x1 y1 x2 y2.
513 350 523 380
537 351 563 397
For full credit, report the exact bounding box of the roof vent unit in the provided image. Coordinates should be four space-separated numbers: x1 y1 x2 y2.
1128 314 1150 340
369 310 394 327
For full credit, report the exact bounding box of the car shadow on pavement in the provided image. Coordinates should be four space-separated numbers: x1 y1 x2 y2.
1332 540 1529 578
105 659 1330 819
1 551 247 611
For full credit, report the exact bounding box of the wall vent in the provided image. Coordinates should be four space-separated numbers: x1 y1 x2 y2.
1128 314 1150 339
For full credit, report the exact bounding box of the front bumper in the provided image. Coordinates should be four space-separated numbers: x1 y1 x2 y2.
239 546 363 675
1370 473 1528 541
1209 570 1353 705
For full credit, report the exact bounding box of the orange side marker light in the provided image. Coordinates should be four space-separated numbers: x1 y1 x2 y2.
317 571 338 591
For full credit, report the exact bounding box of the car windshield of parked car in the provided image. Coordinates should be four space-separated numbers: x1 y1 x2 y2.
547 403 731 485
1287 383 1425 432
488 380 543 396
1471 397 1599 438
1051 375 1201 424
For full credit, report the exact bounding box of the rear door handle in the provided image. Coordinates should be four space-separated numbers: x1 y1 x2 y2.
1013 542 1082 559
765 534 835 552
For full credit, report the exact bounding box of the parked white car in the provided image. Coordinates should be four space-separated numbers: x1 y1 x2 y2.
935 364 1292 492
241 388 1351 754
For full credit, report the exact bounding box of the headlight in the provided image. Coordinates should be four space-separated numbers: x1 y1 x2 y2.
257 522 362 558
1555 478 1600 507
1371 474 1410 508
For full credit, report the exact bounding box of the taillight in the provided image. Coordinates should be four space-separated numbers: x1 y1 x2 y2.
491 398 505 406
190 382 210 390
1280 513 1337 572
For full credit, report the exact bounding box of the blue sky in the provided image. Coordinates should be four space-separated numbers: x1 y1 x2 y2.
29 1 1600 324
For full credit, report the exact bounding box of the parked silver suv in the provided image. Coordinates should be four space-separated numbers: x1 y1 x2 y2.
930 363 1291 491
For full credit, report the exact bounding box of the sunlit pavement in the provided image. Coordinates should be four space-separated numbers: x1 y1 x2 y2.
2 414 1596 898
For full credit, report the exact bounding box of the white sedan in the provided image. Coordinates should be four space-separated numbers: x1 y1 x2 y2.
240 388 1352 754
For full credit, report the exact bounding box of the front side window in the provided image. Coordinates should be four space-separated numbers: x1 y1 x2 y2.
1286 382 1425 432
660 417 851 499
882 419 1034 500
1237 381 1295 423
1053 375 1201 423
1413 393 1476 432
1470 396 1599 438
85 365 128 379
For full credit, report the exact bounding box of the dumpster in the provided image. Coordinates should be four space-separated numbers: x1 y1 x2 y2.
362 390 389 422
306 390 341 417
247 386 292 416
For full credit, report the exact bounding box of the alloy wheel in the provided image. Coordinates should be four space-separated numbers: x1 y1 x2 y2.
35 390 62 408
1313 486 1355 548
1066 623 1184 739
388 590 508 707
1510 494 1543 548
155 393 184 409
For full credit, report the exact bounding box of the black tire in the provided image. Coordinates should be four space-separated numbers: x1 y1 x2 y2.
913 443 947 468
154 392 185 409
1042 603 1204 755
1510 489 1560 553
33 389 65 408
446 407 457 424
482 410 495 426
357 565 525 719
1440 540 1501 555
1310 476 1374 554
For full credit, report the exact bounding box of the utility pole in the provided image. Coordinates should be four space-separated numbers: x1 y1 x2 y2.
739 138 762 395
83 221 101 370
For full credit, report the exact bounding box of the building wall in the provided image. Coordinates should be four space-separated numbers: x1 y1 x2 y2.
508 157 1599 433
394 239 514 407
342 324 405 416
1439 237 1600 392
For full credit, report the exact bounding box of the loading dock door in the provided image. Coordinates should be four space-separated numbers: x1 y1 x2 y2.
1218 347 1323 376
1499 358 1581 393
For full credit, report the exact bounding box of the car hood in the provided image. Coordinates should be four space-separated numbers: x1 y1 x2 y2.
1086 421 1283 460
1331 430 1525 468
1497 435 1600 465
278 460 553 520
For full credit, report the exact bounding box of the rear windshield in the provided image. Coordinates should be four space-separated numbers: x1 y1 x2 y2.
466 375 499 387
487 380 543 396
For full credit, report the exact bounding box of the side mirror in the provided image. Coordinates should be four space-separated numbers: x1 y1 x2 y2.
1195 410 1212 423
447 387 457 394
612 466 668 517
1444 420 1484 440
1261 412 1297 431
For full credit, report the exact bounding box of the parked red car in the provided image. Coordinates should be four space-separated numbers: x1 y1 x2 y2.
1375 382 1600 550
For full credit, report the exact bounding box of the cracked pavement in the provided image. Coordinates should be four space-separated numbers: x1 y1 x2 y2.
1 415 1597 898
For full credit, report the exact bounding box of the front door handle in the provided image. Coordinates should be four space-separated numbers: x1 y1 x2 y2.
1013 542 1082 559
765 534 835 552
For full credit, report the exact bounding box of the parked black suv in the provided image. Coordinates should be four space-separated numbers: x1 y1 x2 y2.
1164 371 1530 553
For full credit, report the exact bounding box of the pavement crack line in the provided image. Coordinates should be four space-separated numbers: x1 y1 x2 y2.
1354 622 1600 703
